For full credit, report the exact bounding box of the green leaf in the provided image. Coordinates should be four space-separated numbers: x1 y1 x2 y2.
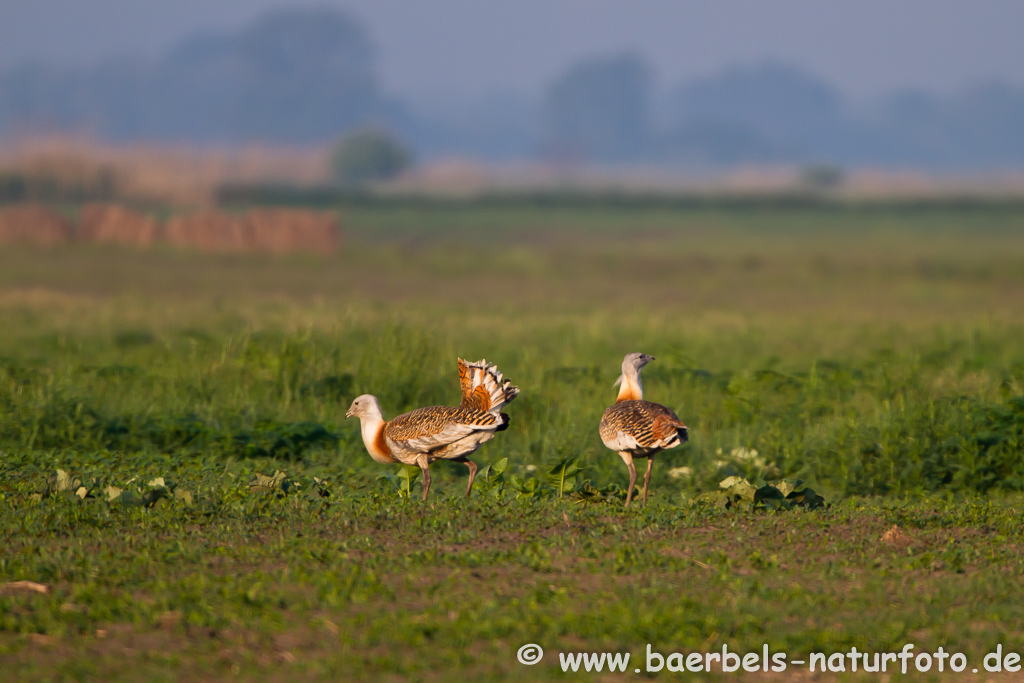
753 484 785 504
248 470 298 495
775 479 805 497
722 477 759 503
396 465 421 497
693 490 733 508
545 458 583 497
142 488 170 507
786 486 827 509
376 472 400 490
249 471 283 491
173 488 193 505
114 490 145 506
56 469 77 491
490 457 508 479
510 474 543 499
475 458 509 494
569 481 606 503
311 477 331 498
702 477 827 511
50 469 82 494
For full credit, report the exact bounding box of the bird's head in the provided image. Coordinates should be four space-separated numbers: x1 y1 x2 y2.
622 352 655 374
345 394 382 420
614 352 655 390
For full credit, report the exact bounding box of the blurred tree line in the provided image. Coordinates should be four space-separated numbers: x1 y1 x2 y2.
0 8 1022 172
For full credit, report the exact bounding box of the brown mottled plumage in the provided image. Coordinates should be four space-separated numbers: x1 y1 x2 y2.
599 401 687 452
346 359 518 500
386 406 500 439
600 353 689 507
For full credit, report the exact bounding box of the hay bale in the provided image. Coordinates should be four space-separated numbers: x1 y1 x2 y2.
78 203 160 247
0 203 73 246
242 208 339 254
164 210 248 252
164 208 339 254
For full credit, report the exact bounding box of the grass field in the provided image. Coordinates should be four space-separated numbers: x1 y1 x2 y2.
4 200 1024 680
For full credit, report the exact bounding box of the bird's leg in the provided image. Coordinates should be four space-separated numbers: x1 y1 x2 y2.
619 452 637 507
464 459 478 498
642 455 655 507
417 456 431 501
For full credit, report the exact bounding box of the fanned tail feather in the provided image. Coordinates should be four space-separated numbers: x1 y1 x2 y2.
458 358 519 414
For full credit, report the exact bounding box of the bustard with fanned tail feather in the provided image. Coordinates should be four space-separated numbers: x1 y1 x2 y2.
346 359 519 500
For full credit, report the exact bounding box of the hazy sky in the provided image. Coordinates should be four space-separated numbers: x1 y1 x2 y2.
1 0 1021 105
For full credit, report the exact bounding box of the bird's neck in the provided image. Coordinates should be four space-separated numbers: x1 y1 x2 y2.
616 370 643 402
359 414 397 464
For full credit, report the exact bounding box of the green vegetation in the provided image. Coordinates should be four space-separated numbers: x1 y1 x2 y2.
3 200 1024 680
330 128 414 185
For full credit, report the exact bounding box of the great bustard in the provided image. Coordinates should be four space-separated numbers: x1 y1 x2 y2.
345 359 519 500
599 352 688 507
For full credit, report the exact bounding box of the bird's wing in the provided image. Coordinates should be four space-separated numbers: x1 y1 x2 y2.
385 405 500 453
600 400 688 452
649 405 689 445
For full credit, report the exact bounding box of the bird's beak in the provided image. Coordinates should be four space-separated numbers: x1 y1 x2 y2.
345 406 355 418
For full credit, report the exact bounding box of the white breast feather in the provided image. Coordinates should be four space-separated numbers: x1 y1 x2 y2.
601 430 640 452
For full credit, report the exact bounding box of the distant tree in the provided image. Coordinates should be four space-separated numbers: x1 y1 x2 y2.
666 62 847 166
159 8 382 143
543 53 652 164
800 162 845 191
673 63 843 141
331 129 413 185
0 8 385 143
